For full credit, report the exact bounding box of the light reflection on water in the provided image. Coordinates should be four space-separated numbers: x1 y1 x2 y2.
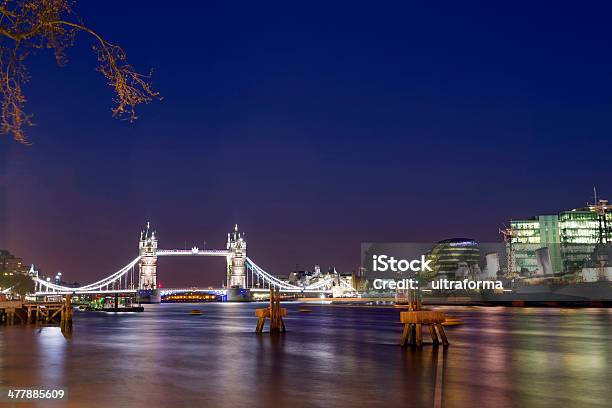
1 304 611 407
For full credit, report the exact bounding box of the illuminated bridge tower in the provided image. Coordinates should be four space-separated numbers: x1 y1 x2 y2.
226 224 247 288
138 222 158 290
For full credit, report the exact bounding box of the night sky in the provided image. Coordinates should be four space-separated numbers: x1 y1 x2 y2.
1 1 611 287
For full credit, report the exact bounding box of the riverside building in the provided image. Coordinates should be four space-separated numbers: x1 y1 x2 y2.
510 199 612 275
0 250 27 276
425 238 481 279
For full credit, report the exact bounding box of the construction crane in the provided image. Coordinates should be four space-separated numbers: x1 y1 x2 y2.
588 190 611 281
588 198 611 245
499 226 518 278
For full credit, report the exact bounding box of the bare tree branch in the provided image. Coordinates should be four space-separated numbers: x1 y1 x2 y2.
0 0 160 144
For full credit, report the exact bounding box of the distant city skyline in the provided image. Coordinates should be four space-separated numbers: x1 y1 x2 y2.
2 193 608 287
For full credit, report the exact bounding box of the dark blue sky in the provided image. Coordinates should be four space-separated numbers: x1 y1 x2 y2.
1 1 611 286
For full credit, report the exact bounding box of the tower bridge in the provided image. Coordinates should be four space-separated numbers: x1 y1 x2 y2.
31 223 355 302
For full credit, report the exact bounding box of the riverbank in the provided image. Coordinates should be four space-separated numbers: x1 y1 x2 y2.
300 297 612 308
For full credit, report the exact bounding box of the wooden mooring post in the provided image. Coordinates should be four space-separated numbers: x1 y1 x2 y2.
255 288 287 334
399 310 449 347
60 295 73 333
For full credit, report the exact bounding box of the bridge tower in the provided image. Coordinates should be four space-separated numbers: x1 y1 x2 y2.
138 222 158 290
226 224 247 288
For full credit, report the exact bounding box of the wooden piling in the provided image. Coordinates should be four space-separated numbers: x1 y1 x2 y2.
255 288 287 334
399 311 449 347
428 324 439 345
60 295 73 333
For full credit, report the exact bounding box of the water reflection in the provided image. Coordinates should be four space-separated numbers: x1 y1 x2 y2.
1 304 611 407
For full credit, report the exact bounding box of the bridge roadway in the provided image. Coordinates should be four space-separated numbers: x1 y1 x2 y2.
156 249 230 257
34 287 333 297
159 287 332 296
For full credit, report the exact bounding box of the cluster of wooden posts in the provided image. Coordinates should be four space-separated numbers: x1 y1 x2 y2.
0 295 73 334
4 289 450 348
399 295 449 347
0 300 24 325
4 288 451 350
399 310 449 347
252 289 450 347
255 288 287 334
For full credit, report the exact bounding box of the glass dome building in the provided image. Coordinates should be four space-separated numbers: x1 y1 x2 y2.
426 238 481 280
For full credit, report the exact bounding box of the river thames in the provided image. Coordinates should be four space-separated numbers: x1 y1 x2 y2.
1 303 611 407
